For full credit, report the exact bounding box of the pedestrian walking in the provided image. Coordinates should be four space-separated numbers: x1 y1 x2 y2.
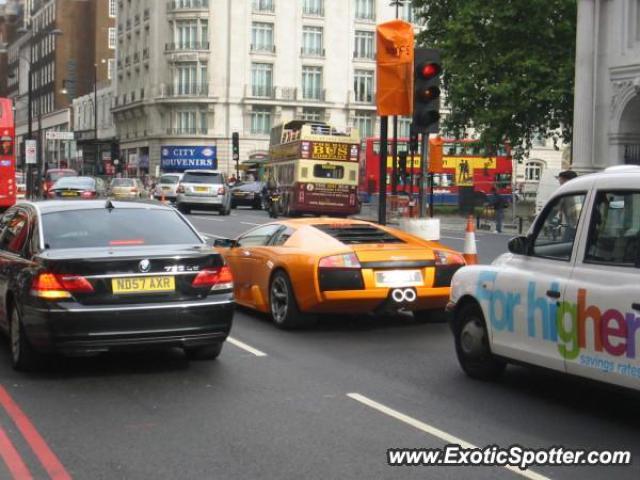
490 187 506 233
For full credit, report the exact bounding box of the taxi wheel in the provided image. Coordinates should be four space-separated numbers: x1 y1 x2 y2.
454 303 505 380
269 271 309 329
10 306 40 372
184 342 223 361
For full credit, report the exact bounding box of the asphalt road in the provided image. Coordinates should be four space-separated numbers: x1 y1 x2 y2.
0 208 637 480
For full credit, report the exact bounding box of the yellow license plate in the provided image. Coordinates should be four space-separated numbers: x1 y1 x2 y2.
112 276 175 294
195 186 208 192
62 191 78 196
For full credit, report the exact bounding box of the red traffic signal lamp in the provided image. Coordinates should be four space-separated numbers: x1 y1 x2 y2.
413 48 442 134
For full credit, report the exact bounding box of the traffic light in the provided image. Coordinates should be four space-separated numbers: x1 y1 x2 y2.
409 125 419 153
232 132 239 162
413 48 441 134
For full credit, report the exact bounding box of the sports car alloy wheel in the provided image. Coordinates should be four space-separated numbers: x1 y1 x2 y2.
270 276 289 324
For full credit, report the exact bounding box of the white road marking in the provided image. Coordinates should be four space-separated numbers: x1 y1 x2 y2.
347 393 550 480
191 215 225 221
240 221 264 226
227 336 268 357
440 236 467 241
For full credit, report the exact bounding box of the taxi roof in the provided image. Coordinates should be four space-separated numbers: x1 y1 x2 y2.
554 165 640 194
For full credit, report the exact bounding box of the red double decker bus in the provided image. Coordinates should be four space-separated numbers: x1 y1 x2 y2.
359 137 512 207
0 98 17 210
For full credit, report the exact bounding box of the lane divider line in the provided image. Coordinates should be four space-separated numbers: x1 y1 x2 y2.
0 424 32 480
0 386 71 480
227 337 267 357
346 393 549 480
240 221 264 226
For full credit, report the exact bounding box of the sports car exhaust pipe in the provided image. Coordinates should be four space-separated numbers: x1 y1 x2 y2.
391 288 416 303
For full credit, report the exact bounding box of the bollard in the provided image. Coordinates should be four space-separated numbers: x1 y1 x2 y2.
518 216 524 234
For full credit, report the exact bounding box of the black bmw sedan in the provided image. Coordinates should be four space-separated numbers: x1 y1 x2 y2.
230 181 265 209
0 200 234 371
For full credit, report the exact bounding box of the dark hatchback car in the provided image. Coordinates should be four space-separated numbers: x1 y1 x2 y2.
48 176 107 199
0 200 234 371
230 181 265 210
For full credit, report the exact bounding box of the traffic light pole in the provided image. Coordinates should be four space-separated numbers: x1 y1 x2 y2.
392 116 398 195
419 133 429 218
378 116 389 225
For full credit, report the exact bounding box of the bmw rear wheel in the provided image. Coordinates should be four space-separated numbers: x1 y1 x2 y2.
269 271 310 329
454 303 505 380
10 306 40 372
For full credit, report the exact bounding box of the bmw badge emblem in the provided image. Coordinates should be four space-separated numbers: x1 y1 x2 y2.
139 259 151 273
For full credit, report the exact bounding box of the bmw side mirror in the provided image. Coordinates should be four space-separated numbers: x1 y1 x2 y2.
507 236 529 255
214 238 237 248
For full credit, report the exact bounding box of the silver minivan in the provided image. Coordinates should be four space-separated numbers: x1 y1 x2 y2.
176 170 231 215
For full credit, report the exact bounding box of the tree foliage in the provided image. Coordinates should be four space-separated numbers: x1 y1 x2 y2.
413 0 576 158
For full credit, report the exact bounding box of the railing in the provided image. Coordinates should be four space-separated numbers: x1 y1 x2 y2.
352 90 374 104
166 127 208 135
245 85 276 99
355 10 376 21
301 47 325 57
302 6 324 16
252 0 275 13
624 144 640 165
167 0 209 11
160 83 210 97
353 50 375 60
250 44 276 53
165 42 210 52
299 88 325 101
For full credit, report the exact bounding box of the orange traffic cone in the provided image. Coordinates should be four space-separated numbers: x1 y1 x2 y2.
463 215 478 265
161 191 167 205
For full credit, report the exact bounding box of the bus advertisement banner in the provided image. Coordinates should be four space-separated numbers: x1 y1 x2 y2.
301 141 360 162
297 182 357 210
442 156 497 187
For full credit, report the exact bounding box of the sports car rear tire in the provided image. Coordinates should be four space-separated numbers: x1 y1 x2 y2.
269 271 311 329
454 303 505 380
185 342 223 360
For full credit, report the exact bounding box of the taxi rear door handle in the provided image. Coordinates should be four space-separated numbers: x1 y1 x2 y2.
546 290 561 299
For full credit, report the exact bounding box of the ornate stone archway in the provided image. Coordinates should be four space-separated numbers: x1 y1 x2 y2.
610 78 640 164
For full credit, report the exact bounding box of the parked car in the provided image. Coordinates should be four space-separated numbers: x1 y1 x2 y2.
15 171 26 200
48 176 107 199
176 170 231 215
231 181 265 209
215 218 465 328
0 200 234 370
43 168 78 197
153 173 183 202
447 165 640 392
110 177 147 199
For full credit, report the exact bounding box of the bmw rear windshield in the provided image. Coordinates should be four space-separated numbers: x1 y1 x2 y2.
182 172 222 184
52 177 95 189
42 208 203 249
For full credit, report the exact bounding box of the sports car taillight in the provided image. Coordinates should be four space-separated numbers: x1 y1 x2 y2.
434 250 466 266
31 273 94 299
318 253 361 269
191 265 234 290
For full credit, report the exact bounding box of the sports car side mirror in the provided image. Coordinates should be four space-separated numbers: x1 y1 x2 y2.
214 238 238 248
508 236 529 255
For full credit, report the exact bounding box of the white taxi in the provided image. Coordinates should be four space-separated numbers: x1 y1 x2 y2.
448 166 640 391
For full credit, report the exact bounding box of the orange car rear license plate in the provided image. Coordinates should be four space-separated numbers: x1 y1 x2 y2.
375 270 423 287
112 276 175 294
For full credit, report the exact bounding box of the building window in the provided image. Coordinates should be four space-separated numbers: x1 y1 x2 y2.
253 0 274 13
175 20 198 49
525 161 543 182
251 63 273 97
251 22 274 52
176 64 198 94
354 112 374 138
108 28 117 49
301 107 323 121
251 107 273 134
302 0 323 16
302 26 323 56
354 70 374 103
398 117 411 138
176 111 196 134
354 30 374 59
201 20 208 46
108 58 115 80
301 66 323 100
109 0 117 18
355 0 375 20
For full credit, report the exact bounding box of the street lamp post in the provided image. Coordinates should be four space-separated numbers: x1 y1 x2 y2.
93 59 106 175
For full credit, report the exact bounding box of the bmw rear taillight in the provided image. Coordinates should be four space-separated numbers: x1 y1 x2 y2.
191 265 233 290
318 253 361 269
31 273 94 299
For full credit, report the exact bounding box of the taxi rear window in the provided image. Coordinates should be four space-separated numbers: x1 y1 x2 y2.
42 209 202 249
313 224 404 244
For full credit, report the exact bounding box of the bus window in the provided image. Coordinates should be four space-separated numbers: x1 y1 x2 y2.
495 173 512 189
434 173 455 187
314 164 344 179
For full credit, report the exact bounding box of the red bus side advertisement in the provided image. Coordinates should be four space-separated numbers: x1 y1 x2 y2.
0 98 17 209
